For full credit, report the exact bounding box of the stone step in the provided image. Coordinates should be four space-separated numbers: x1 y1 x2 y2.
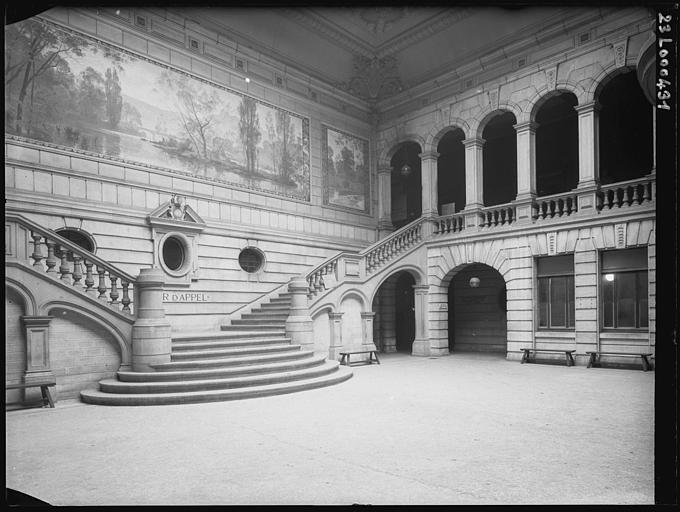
172 330 285 342
269 297 292 303
98 361 341 394
239 313 289 321
117 354 328 382
151 350 314 371
221 323 285 331
256 304 291 310
80 367 353 406
171 343 300 361
230 319 286 326
172 336 290 351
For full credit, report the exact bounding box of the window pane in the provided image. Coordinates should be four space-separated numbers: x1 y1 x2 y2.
616 273 636 328
567 275 575 328
538 278 549 327
638 272 648 328
602 276 614 328
602 247 647 271
550 277 567 327
537 255 574 277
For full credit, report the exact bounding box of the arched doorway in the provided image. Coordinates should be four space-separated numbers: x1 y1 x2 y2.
437 128 466 214
372 270 416 354
447 263 507 353
482 111 517 206
390 142 422 229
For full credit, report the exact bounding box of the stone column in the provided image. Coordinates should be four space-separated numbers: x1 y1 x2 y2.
419 151 440 218
377 165 394 237
132 267 172 371
411 284 431 356
285 277 314 352
513 121 538 223
328 312 344 361
462 137 485 229
575 102 600 213
360 311 378 351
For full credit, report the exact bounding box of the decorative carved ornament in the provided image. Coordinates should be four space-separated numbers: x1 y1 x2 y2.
613 39 628 68
343 54 404 101
147 195 206 233
545 66 558 90
547 231 557 256
615 223 627 249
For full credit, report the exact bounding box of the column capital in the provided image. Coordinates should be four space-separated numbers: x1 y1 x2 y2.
21 315 53 328
360 311 376 319
377 165 393 175
574 101 602 114
513 121 539 133
462 137 485 148
418 150 440 160
328 312 344 320
412 284 430 293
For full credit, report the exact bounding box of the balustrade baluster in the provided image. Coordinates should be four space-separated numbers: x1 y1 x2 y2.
607 190 615 209
31 233 44 269
58 247 72 283
97 267 107 300
121 280 131 313
643 182 651 201
72 254 83 287
45 240 58 274
625 187 633 206
109 276 120 304
84 261 96 294
632 185 641 204
616 189 624 208
500 209 506 225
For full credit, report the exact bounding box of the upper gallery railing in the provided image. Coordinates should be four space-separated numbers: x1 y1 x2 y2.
5 212 137 315
532 191 579 220
596 176 655 211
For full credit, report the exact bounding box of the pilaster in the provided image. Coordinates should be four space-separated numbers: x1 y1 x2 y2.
411 284 431 356
377 165 394 237
419 151 440 218
328 312 344 360
360 311 378 351
462 138 485 209
575 101 601 189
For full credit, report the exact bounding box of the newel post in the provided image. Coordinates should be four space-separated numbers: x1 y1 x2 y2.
285 277 315 352
131 267 172 371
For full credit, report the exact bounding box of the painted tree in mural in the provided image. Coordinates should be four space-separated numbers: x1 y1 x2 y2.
276 110 294 183
104 68 123 129
161 71 220 160
4 20 83 135
78 66 106 123
239 97 261 173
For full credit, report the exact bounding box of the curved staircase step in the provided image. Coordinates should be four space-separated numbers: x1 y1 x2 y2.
99 361 342 394
221 324 285 331
172 330 284 342
151 349 315 371
172 336 291 351
239 313 289 321
230 319 286 326
117 354 328 382
171 343 300 360
80 366 353 406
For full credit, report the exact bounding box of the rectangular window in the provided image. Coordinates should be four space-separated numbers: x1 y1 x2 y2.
537 255 575 329
600 248 648 329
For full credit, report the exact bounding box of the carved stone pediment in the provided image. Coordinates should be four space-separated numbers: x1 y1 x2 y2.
147 195 206 233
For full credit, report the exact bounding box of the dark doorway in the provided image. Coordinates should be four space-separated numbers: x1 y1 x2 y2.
395 272 416 353
437 128 466 214
482 111 517 206
390 142 422 229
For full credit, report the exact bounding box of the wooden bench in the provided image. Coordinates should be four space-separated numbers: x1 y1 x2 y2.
520 348 575 367
586 351 653 371
339 348 381 367
6 380 56 409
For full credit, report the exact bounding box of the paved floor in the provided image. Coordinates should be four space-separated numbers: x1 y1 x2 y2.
5 352 654 505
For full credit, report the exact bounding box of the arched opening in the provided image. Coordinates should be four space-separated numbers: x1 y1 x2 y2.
5 287 27 393
372 270 416 354
447 263 507 353
437 128 466 214
535 92 579 196
390 141 422 229
598 70 653 185
482 111 517 206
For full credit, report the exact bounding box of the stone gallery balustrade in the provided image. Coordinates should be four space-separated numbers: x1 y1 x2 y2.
532 192 579 220
596 176 655 211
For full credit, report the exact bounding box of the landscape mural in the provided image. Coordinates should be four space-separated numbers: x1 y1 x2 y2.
322 125 370 213
4 19 310 200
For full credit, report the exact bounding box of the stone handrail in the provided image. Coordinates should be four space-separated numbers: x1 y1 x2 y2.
5 212 137 315
596 175 655 211
532 191 579 220
479 203 516 228
433 212 465 235
363 216 425 274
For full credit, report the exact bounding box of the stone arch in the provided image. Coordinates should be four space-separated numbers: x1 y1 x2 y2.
377 133 426 168
588 64 637 103
41 301 131 365
5 278 37 316
472 101 523 138
310 302 335 320
368 264 427 306
527 84 586 122
429 241 511 291
424 119 471 152
337 289 369 311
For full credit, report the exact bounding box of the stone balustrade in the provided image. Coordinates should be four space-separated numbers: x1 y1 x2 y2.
6 213 137 315
306 257 340 298
480 204 516 228
433 213 465 235
364 217 424 274
596 176 655 211
532 192 579 220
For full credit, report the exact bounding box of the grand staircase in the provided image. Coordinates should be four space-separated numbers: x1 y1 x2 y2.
80 292 352 406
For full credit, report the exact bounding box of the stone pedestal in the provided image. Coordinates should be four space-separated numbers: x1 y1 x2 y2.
360 312 378 351
411 285 431 356
285 277 314 352
132 267 172 371
328 312 344 361
22 315 56 402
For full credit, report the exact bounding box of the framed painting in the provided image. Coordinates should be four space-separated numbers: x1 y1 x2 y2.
321 125 370 214
4 19 310 201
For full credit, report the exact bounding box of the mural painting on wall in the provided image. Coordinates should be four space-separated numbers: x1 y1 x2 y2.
322 125 370 213
4 19 310 201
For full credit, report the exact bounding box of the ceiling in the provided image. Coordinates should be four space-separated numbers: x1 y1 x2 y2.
185 6 575 104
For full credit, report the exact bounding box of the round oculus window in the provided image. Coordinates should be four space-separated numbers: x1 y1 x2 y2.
162 236 186 272
238 247 264 273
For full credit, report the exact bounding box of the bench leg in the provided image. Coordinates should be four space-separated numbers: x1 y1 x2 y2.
41 386 55 408
521 350 529 364
587 353 598 368
566 352 574 367
641 356 650 372
373 351 380 365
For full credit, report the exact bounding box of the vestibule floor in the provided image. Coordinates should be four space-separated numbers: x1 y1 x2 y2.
5 352 654 505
